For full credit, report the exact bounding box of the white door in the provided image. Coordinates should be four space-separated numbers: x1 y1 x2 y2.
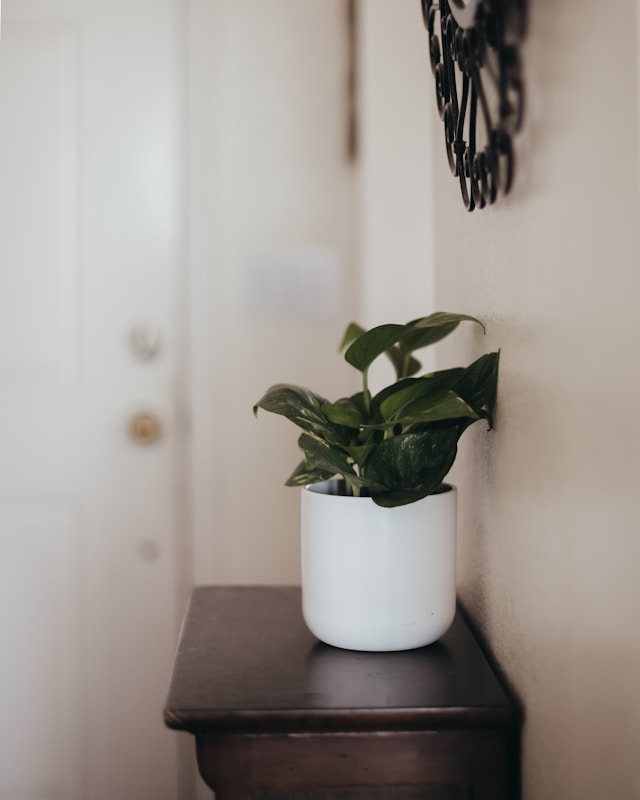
0 2 186 799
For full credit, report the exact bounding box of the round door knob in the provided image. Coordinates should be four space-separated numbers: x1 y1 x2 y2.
130 413 161 444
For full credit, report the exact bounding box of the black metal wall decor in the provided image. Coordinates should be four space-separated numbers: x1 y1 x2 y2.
421 0 526 211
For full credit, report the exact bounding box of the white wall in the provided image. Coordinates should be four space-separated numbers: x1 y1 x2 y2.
188 0 359 585
358 0 436 329
361 1 640 799
357 0 438 394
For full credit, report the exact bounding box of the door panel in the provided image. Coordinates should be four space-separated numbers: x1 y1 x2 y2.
0 29 83 800
0 25 78 382
0 506 82 799
0 2 184 799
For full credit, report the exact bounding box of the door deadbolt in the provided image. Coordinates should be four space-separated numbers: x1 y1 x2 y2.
130 413 162 444
130 325 160 361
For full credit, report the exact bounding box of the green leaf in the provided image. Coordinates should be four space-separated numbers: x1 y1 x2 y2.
343 313 485 376
371 376 477 426
321 396 365 429
296 433 385 491
419 366 467 388
371 377 425 414
378 352 499 426
341 324 422 380
377 381 449 420
401 393 479 424
338 321 365 352
285 460 336 487
254 384 326 426
372 486 442 508
450 351 500 420
296 432 356 477
364 428 460 506
343 324 406 373
398 312 485 355
380 386 479 426
372 483 454 508
254 383 349 444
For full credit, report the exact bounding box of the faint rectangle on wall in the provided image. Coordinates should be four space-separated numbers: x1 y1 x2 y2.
246 247 342 318
0 23 79 382
0 503 84 800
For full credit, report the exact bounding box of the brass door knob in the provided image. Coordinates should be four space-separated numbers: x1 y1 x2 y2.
130 413 161 444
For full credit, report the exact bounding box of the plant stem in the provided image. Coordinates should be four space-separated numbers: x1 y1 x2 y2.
362 368 372 414
402 353 410 380
345 477 361 498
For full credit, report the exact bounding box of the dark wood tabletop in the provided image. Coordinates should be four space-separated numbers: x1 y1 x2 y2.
164 586 514 736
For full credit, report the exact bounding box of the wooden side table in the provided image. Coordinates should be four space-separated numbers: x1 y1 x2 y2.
164 587 519 799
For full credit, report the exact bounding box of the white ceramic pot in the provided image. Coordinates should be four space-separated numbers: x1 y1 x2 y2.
301 480 457 652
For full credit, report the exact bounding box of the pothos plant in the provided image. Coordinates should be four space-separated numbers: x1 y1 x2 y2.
253 312 499 508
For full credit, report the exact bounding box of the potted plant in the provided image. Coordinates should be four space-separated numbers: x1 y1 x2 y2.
254 312 499 651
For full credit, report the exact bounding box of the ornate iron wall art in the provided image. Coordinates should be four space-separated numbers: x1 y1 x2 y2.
421 0 526 211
